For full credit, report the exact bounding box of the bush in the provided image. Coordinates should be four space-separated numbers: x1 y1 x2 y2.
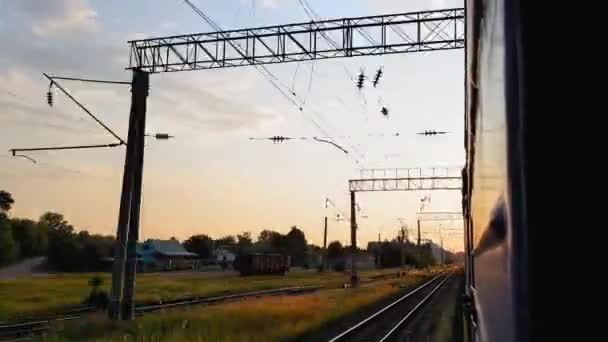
84 276 109 309
88 276 103 288
333 261 345 272
0 219 18 266
84 290 109 309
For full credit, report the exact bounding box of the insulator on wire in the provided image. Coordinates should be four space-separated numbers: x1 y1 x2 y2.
47 81 54 107
381 106 389 118
154 133 173 140
373 67 383 87
270 136 290 143
418 130 449 136
47 91 53 107
356 72 366 90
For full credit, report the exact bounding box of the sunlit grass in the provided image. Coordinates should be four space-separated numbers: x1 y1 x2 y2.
39 272 436 341
0 268 415 321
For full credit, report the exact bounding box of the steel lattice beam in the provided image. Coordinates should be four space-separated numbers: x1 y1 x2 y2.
350 167 462 192
128 8 464 73
349 176 461 192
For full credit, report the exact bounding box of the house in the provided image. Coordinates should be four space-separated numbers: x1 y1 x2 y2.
137 239 199 272
213 247 236 264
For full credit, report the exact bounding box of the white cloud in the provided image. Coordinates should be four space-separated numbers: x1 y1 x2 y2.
259 0 288 9
23 0 99 38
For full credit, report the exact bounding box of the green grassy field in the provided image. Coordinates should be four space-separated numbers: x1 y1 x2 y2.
0 268 414 321
37 272 436 341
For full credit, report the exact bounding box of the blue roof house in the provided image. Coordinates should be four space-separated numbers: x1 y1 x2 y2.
136 239 199 272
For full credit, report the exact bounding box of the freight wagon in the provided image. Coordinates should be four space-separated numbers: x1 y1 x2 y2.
234 253 290 276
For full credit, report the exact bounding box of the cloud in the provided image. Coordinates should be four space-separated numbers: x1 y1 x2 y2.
151 78 278 131
160 21 178 31
0 69 107 137
0 1 125 80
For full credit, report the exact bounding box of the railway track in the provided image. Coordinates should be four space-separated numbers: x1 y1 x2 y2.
0 285 321 341
328 272 452 342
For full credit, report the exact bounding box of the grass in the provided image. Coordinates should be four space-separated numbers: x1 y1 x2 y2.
37 272 437 341
0 267 418 321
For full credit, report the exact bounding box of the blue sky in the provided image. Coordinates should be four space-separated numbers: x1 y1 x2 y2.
0 0 465 251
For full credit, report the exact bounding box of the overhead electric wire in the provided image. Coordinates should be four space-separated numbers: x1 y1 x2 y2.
182 0 347 143
43 73 126 145
294 1 367 161
313 137 348 154
183 0 292 93
292 4 369 157
10 143 123 154
183 0 364 164
182 0 330 134
45 76 130 85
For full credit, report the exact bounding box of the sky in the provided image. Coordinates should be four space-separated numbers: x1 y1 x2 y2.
0 0 465 251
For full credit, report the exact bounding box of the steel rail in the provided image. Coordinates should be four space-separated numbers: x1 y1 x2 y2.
328 273 445 342
378 273 452 341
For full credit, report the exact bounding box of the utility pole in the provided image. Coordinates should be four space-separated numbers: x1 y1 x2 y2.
440 236 444 264
121 70 149 320
400 226 406 269
108 69 149 320
323 216 328 271
350 190 359 287
417 219 421 246
377 232 381 268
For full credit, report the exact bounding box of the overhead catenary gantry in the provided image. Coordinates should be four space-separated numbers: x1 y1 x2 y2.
346 167 462 286
107 7 465 320
128 8 464 72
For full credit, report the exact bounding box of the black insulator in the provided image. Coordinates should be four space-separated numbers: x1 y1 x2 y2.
47 91 53 107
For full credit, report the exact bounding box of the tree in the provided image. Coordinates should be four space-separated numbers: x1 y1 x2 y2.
0 190 14 214
258 230 282 243
215 235 236 247
285 226 307 266
0 218 18 265
327 241 344 259
183 234 214 259
237 232 253 252
42 212 81 271
39 212 73 233
10 218 47 257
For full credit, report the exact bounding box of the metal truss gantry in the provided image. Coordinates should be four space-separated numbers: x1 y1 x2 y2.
128 8 464 72
350 167 462 192
347 167 462 283
417 211 464 221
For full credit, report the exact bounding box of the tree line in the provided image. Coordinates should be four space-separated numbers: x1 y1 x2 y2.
2 189 444 273
182 227 320 268
0 190 114 271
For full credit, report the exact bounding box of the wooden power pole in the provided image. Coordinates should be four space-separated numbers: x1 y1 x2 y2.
108 69 149 320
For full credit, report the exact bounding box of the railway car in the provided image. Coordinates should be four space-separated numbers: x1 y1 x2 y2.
463 0 532 341
234 253 290 276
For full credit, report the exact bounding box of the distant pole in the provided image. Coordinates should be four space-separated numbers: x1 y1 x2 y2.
400 227 405 269
350 191 359 287
324 216 328 249
376 233 382 268
417 219 421 246
440 237 444 264
323 216 328 271
121 70 149 320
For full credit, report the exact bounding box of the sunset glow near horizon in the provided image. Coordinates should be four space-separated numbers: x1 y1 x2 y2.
1 0 465 252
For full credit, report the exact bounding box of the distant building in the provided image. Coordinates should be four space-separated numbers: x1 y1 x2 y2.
213 247 236 263
136 239 199 272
